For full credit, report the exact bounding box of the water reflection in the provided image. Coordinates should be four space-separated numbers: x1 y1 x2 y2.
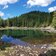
1 35 29 46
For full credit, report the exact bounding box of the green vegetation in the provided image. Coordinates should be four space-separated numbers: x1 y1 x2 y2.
0 11 56 46
0 11 56 28
51 11 56 28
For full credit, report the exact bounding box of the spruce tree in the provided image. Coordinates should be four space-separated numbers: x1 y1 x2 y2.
52 11 56 28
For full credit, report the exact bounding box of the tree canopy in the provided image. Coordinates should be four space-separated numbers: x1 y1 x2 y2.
0 11 56 28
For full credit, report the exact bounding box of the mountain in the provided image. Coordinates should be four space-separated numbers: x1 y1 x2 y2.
17 11 52 27
0 11 56 28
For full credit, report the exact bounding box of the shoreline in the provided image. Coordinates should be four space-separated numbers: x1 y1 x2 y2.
0 27 56 33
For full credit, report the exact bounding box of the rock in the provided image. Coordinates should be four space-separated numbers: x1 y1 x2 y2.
20 54 24 56
53 42 56 46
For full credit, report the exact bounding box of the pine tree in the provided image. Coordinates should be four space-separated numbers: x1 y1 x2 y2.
52 11 56 28
0 17 3 27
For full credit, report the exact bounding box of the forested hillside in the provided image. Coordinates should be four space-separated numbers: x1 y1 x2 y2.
51 11 56 28
0 11 56 28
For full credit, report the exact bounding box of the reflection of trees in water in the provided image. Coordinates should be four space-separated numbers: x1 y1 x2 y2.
0 30 4 37
0 29 56 40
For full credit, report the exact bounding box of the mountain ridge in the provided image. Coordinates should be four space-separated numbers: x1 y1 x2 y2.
0 11 56 28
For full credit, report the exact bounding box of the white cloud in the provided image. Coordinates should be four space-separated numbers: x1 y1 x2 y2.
0 0 18 5
0 0 18 9
0 11 4 16
48 6 56 12
27 0 55 7
3 5 8 9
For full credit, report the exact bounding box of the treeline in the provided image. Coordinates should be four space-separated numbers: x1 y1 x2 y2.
0 11 56 28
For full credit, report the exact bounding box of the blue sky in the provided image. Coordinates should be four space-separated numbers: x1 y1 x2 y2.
0 0 56 19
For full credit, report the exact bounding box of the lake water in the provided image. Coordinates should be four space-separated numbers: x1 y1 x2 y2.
0 29 56 45
0 29 52 38
1 35 30 46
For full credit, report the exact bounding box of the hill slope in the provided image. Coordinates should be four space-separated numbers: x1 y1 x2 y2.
0 11 56 28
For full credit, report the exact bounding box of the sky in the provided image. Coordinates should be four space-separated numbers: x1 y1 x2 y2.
0 0 56 19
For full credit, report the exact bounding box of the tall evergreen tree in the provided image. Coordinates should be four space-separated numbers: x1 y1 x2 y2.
0 17 3 27
52 11 56 28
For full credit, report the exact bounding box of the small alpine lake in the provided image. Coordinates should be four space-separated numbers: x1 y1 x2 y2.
0 29 56 44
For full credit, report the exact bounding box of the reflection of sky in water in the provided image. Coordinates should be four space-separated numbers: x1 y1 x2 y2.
1 35 53 49
1 35 29 46
1 35 13 42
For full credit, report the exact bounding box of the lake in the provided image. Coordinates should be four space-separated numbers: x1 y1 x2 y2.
0 29 56 44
